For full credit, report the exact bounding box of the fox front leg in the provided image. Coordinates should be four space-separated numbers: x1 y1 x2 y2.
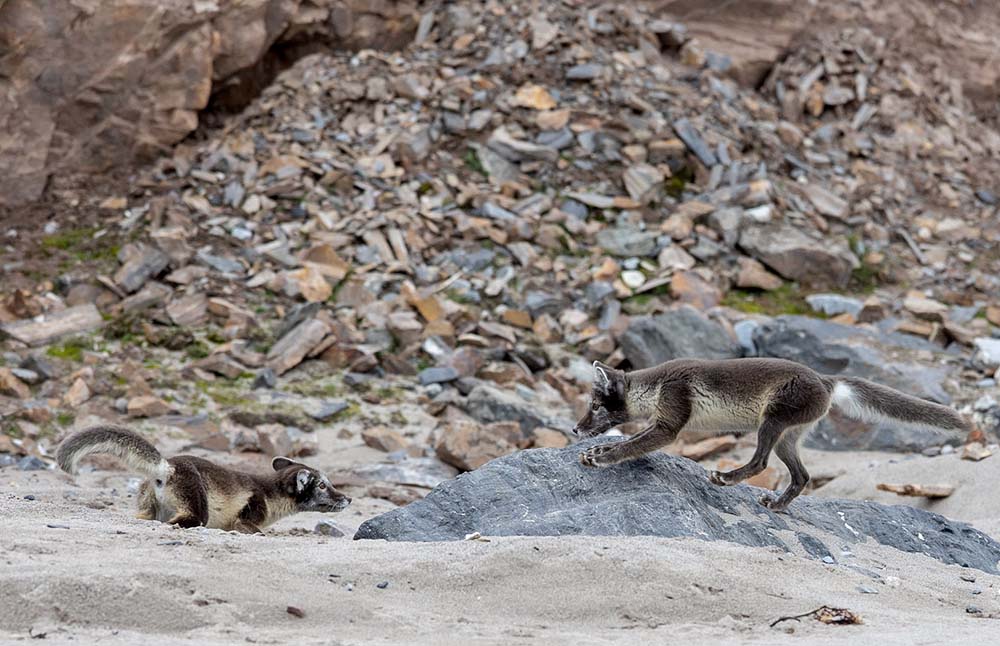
579 421 682 467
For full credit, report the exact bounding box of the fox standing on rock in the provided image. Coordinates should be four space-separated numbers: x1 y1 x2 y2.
57 426 351 532
573 357 971 512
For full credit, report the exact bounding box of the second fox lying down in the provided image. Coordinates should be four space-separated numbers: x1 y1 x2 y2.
57 426 350 532
573 357 971 511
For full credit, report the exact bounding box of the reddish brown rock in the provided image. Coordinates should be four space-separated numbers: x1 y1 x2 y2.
127 395 172 418
735 257 783 291
670 271 721 310
435 420 522 471
0 0 421 207
0 368 30 399
362 426 409 453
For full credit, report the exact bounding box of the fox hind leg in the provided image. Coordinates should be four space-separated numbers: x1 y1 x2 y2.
759 424 812 512
135 480 158 521
708 417 787 486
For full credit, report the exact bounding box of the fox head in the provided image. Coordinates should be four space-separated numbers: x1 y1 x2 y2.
573 361 630 437
272 457 351 513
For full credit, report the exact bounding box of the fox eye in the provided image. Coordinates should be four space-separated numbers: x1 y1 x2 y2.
319 483 327 490
591 401 601 411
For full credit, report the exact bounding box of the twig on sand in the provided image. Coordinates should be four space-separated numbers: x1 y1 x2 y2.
770 605 862 627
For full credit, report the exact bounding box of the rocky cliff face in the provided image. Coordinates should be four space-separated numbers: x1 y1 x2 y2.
0 0 419 207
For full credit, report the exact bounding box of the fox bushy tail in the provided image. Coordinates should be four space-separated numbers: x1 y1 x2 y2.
57 426 171 478
823 376 969 433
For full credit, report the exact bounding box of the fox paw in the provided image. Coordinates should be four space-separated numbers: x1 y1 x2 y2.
579 446 615 468
758 493 790 513
708 470 734 486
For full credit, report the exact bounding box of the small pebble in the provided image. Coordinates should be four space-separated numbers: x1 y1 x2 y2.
376 581 389 589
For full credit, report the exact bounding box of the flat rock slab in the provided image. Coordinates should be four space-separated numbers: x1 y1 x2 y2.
355 438 1000 574
0 304 104 346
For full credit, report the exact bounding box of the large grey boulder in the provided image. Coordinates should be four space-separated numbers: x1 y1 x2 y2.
619 305 742 369
739 223 858 288
355 439 1000 575
752 316 965 451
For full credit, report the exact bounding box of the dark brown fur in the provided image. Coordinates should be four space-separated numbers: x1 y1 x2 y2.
574 358 970 512
58 426 350 532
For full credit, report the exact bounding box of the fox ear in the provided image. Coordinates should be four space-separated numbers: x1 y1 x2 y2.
593 361 624 397
593 361 612 393
272 457 302 471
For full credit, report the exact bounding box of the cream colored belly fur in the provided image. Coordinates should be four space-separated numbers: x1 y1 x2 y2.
205 489 252 529
684 392 762 434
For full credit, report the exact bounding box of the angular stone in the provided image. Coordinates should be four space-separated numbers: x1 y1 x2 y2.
350 457 459 489
961 442 992 462
314 520 345 537
305 400 348 421
595 228 658 257
805 294 864 317
362 427 409 453
876 483 955 499
1 304 104 347
435 420 521 471
565 63 603 81
464 385 573 434
619 306 741 369
739 223 858 288
803 184 849 220
672 118 717 167
512 84 557 110
166 292 208 327
286 266 332 303
736 257 783 290
114 247 170 293
680 435 737 461
857 296 887 323
0 368 30 399
658 245 697 271
903 295 948 322
530 428 569 448
64 378 91 407
622 164 664 203
973 338 1000 367
189 354 245 379
669 271 721 310
707 207 743 247
419 366 460 385
266 318 330 376
121 282 173 313
127 395 171 418
487 127 558 163
255 424 295 458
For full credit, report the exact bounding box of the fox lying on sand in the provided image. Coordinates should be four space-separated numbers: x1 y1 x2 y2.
57 426 350 532
573 357 970 511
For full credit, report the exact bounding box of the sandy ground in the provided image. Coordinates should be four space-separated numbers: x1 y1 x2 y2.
2 444 1000 645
